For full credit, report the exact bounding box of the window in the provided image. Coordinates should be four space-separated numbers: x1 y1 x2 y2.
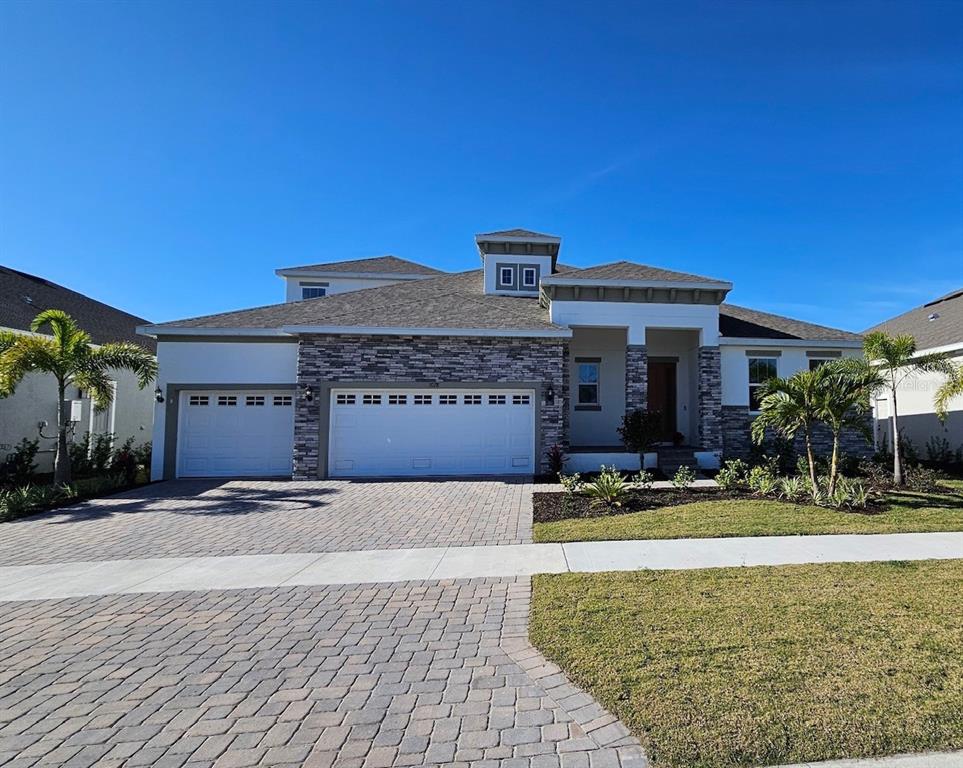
748 358 778 411
522 267 537 288
464 394 482 405
245 395 265 406
499 266 514 287
188 395 209 406
439 394 457 405
488 394 507 405
335 393 356 405
300 282 328 300
273 395 293 406
809 358 830 371
388 394 407 405
577 360 600 406
512 394 531 405
362 394 382 405
414 394 432 405
217 395 238 407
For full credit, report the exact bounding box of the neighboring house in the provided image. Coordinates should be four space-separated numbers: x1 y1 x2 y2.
0 266 156 473
865 288 963 458
138 229 865 481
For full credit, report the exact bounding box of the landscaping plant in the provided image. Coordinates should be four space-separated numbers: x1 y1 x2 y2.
545 444 566 479
671 465 696 491
618 409 663 465
714 458 748 490
0 438 39 488
0 310 157 484
747 465 778 497
777 475 805 502
559 472 583 494
632 469 654 490
583 466 628 508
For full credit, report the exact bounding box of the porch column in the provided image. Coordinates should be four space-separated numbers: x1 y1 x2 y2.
625 344 648 413
697 346 723 452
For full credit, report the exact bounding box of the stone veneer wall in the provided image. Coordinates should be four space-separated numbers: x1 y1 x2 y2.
625 345 647 413
294 334 569 478
722 405 873 461
697 346 723 452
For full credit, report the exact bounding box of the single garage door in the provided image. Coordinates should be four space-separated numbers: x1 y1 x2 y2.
177 390 295 477
329 388 536 477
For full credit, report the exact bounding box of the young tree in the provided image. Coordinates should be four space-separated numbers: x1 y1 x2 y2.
0 310 157 484
750 369 824 488
863 332 952 486
935 363 963 422
618 408 663 468
815 359 879 495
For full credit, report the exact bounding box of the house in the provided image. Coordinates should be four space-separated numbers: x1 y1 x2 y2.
138 229 865 480
0 266 156 473
866 288 963 458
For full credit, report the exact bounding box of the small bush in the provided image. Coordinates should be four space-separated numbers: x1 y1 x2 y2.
747 465 778 496
0 438 39 488
545 444 566 479
618 409 662 456
715 459 749 490
632 469 655 490
857 459 893 491
778 475 806 502
905 465 944 494
559 473 583 494
672 465 697 491
110 437 139 485
584 466 629 508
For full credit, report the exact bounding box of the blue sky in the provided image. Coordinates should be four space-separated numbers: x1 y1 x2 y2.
1 0 960 331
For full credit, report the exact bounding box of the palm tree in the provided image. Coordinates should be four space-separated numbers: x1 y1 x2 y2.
935 363 963 422
863 332 953 486
751 368 825 488
815 359 880 495
0 309 157 484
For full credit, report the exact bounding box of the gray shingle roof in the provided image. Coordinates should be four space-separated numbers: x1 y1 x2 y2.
151 270 563 333
476 228 559 239
0 265 155 351
865 289 963 350
277 255 443 275
548 261 728 284
720 303 862 342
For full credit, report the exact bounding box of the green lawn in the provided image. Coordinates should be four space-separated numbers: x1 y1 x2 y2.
530 560 963 768
534 488 963 543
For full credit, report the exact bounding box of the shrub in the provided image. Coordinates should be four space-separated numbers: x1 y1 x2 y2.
715 459 749 490
559 473 583 494
545 444 566 479
672 465 697 491
778 475 805 502
857 459 892 491
750 435 796 474
583 466 628 508
0 438 39 488
0 483 70 522
632 469 654 490
618 409 662 458
904 465 944 493
110 437 139 485
747 465 778 496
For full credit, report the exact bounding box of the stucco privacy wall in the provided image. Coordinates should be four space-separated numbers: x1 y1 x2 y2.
294 334 568 478
150 340 298 480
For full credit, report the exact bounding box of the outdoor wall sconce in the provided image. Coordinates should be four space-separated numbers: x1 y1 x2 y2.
545 384 555 403
303 385 315 403
154 387 164 403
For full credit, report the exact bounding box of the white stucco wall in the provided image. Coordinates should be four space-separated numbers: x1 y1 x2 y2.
569 328 627 446
149 340 299 480
720 344 862 407
283 276 410 302
550 301 720 346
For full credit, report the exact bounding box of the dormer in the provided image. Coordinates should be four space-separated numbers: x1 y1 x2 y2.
275 255 443 302
475 229 561 296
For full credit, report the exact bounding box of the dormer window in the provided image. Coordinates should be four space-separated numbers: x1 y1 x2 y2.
300 282 328 299
522 267 537 288
499 266 515 287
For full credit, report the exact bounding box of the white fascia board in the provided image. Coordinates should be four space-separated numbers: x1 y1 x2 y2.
137 325 293 338
719 337 863 348
279 325 573 339
274 269 432 280
540 276 733 291
914 341 963 357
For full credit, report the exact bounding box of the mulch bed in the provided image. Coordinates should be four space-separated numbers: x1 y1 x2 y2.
533 487 748 522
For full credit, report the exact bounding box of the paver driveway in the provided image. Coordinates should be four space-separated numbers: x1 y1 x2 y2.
0 479 532 566
0 579 645 767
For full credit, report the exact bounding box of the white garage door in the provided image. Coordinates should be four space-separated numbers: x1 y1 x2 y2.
329 388 536 477
177 390 295 478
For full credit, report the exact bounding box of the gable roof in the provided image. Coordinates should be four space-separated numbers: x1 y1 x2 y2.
276 255 443 276
147 270 565 335
865 288 963 351
476 228 559 240
0 265 155 351
720 303 862 342
547 260 729 285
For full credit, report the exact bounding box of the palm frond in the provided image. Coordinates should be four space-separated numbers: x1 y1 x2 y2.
935 364 963 422
0 335 62 396
90 343 157 388
72 368 115 410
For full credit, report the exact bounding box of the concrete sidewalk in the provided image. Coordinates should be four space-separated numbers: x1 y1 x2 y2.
1 531 960 601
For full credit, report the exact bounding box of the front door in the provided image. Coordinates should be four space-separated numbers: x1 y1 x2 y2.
648 361 677 440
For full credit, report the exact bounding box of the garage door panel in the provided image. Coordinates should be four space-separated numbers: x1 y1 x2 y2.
329 388 535 478
177 390 295 478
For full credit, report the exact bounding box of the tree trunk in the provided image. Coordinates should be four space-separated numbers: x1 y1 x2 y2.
803 427 817 489
828 429 840 497
53 380 72 485
890 383 902 486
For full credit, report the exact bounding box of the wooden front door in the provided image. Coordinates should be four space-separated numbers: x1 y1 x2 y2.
647 361 677 440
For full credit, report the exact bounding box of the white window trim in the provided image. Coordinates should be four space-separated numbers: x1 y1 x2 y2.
499 266 514 287
522 267 537 287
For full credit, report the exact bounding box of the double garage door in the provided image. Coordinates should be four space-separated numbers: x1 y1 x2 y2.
176 387 536 478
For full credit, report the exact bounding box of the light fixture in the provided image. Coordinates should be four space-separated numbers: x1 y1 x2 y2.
303 384 315 403
154 387 164 403
545 383 555 403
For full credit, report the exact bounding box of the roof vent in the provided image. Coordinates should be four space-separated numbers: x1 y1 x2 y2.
928 312 939 321
22 295 33 305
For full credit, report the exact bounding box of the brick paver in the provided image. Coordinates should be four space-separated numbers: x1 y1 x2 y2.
0 479 532 566
0 578 645 767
